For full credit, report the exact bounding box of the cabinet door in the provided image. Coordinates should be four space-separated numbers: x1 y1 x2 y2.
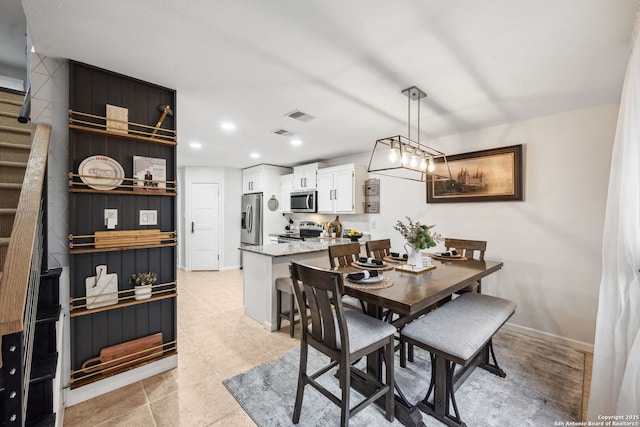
280 174 293 212
316 171 335 213
304 168 317 189
292 169 305 191
243 171 263 193
334 169 355 212
242 174 252 193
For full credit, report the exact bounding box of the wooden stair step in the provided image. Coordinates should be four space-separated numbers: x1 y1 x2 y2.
0 141 31 150
0 124 30 135
0 110 19 119
0 98 22 107
0 160 28 168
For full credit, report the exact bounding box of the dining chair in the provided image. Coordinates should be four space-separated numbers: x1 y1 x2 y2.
328 242 365 311
289 261 396 426
445 238 487 293
328 242 362 269
365 239 392 260
275 277 304 337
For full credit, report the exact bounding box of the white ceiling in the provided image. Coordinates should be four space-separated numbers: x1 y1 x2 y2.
22 0 637 169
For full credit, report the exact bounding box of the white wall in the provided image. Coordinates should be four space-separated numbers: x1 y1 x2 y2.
179 166 242 271
364 103 617 350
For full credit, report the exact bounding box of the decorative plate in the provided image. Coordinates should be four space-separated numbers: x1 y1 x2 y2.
347 275 384 284
78 155 125 190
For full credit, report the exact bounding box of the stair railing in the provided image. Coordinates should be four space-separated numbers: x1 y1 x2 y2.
0 124 51 426
17 85 30 124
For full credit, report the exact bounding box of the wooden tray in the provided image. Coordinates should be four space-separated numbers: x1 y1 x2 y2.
94 229 163 249
395 264 437 274
80 332 164 374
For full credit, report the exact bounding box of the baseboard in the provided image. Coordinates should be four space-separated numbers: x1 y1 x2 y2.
504 323 594 353
221 265 241 271
65 355 178 407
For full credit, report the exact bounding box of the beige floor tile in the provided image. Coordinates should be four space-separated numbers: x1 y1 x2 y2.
143 370 179 403
94 404 155 426
64 382 148 427
150 380 241 426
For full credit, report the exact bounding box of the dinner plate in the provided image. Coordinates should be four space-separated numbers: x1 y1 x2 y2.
347 275 384 285
389 256 406 261
356 260 386 268
79 155 125 190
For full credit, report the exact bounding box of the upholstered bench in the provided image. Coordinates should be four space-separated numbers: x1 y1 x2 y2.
400 292 516 427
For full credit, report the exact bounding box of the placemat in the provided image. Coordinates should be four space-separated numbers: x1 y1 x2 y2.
344 276 394 290
383 255 406 264
395 264 437 274
427 253 468 261
350 261 394 271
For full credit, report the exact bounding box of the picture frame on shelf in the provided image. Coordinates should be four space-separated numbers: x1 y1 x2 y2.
133 155 166 192
426 144 523 203
106 104 128 134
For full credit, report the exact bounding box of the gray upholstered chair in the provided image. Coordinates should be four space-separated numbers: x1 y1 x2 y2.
289 261 396 426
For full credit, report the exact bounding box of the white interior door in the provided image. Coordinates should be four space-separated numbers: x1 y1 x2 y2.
190 182 220 270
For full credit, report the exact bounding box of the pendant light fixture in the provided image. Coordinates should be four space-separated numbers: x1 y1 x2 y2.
368 86 451 182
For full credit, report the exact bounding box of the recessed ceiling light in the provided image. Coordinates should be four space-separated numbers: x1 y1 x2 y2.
290 139 302 146
221 122 236 131
250 152 260 159
189 142 202 149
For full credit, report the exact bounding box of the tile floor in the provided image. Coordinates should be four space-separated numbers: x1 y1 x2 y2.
63 269 593 426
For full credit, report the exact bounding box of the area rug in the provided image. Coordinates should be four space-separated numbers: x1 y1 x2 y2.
223 329 584 426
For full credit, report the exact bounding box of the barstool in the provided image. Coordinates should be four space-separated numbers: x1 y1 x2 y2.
275 277 299 337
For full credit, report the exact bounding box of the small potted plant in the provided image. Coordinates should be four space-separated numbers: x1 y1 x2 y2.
129 271 157 300
329 223 339 238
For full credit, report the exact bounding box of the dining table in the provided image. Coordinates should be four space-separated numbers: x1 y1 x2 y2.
338 257 504 427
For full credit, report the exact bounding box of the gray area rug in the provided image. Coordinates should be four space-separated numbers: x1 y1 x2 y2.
223 329 584 426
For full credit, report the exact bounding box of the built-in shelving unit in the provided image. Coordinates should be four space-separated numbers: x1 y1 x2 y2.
67 61 178 390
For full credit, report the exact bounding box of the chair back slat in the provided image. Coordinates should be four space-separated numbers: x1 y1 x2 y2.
366 239 391 259
444 238 487 261
328 242 361 268
290 262 347 352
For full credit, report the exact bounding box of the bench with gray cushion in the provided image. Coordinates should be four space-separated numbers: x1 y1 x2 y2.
400 292 516 427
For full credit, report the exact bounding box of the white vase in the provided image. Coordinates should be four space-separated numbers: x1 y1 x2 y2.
134 284 152 300
405 243 423 267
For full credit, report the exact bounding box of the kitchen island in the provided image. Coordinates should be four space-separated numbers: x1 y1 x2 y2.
239 238 360 331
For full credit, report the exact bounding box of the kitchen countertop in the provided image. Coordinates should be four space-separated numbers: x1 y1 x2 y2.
241 237 364 257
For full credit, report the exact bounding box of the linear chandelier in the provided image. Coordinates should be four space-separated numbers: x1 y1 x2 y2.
368 86 451 182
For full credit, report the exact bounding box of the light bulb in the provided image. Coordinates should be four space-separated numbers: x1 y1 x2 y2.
427 156 435 173
401 147 411 166
410 151 419 168
388 143 399 162
419 156 427 171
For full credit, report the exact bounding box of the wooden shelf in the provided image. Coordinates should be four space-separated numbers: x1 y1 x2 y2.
70 289 177 317
69 110 177 146
69 230 177 254
68 172 177 195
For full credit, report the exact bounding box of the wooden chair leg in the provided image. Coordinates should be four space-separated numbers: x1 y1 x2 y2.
340 359 351 427
292 342 308 424
276 290 283 331
288 292 295 337
385 338 395 421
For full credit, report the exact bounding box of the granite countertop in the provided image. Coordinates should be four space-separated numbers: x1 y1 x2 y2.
240 237 363 257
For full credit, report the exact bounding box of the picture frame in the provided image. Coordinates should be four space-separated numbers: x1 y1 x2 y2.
132 156 166 193
427 144 523 203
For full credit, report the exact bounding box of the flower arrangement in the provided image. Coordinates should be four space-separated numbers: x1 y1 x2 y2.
129 272 157 287
394 216 442 249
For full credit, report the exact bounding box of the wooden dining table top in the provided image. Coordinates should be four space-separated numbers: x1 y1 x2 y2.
338 258 504 319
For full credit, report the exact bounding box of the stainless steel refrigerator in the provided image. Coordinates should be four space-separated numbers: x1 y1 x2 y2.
241 193 263 246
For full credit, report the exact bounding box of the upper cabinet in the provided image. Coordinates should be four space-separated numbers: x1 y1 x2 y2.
242 167 263 193
292 162 325 191
317 164 366 214
280 173 293 213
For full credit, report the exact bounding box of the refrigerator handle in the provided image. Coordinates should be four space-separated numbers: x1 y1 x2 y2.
191 222 194 233
247 205 253 233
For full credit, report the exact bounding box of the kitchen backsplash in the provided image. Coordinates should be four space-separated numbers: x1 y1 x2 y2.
283 212 374 236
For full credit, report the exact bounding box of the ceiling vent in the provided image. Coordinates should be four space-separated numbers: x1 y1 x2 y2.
272 128 295 137
285 110 316 122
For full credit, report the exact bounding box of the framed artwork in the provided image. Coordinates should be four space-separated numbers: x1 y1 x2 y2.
427 144 523 203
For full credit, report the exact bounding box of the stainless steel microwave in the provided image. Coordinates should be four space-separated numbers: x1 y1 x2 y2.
290 191 317 213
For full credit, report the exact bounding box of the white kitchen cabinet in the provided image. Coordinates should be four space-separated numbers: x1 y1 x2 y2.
243 167 263 193
317 164 366 214
280 173 293 212
292 162 325 191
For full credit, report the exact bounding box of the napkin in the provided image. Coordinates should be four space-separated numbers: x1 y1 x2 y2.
440 250 458 257
347 270 379 281
390 252 408 259
358 257 383 266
